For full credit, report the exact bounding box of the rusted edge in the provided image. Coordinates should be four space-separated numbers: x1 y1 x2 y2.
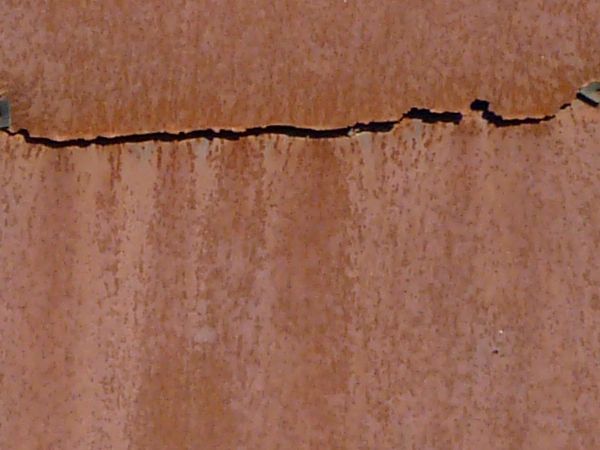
1 87 598 148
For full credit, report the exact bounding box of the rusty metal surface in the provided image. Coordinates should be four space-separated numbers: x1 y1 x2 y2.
1 105 599 448
2 1 600 139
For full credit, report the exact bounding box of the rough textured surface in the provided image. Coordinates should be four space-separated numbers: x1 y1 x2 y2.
2 0 600 139
1 105 599 448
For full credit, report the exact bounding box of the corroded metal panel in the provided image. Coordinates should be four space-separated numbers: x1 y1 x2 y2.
2 1 600 139
1 105 599 448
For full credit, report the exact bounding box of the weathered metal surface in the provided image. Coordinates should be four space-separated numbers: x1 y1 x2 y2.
1 105 599 448
2 1 600 139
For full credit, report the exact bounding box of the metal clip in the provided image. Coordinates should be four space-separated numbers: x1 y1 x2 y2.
578 81 600 106
0 99 10 128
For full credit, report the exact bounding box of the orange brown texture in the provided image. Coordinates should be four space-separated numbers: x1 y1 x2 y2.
2 0 600 139
1 105 600 449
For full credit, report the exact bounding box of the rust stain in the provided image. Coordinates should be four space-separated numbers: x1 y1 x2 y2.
2 1 600 139
1 105 599 448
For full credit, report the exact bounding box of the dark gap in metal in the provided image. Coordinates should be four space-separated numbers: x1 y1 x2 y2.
404 108 463 124
4 121 401 149
576 92 599 107
470 99 555 127
3 88 598 148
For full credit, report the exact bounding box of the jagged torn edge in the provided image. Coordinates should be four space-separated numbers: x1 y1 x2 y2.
0 94 597 149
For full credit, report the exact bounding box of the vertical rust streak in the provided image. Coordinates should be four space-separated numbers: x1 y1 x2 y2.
1 106 600 448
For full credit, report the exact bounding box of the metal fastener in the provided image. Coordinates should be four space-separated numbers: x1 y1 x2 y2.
0 99 10 128
578 81 600 106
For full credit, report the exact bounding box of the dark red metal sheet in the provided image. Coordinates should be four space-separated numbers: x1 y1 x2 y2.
1 1 599 139
1 105 599 448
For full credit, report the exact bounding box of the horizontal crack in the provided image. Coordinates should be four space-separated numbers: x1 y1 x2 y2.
5 122 399 149
0 94 596 148
470 100 555 126
404 108 462 124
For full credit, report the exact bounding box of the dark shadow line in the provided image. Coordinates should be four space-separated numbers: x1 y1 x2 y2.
576 92 599 108
404 108 463 124
470 99 555 127
1 110 464 148
4 121 402 149
2 94 596 148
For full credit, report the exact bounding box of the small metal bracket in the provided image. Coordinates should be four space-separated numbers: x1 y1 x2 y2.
0 99 10 128
578 81 600 106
